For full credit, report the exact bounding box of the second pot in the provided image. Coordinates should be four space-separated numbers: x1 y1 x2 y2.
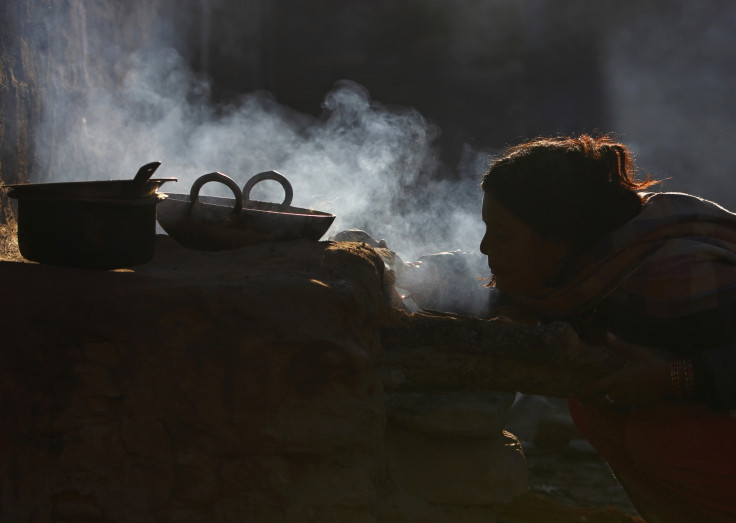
157 171 336 251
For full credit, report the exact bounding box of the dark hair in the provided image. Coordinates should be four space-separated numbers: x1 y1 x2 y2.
481 134 659 250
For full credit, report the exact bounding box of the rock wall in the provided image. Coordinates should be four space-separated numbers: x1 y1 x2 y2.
0 1 37 221
0 0 163 218
0 238 527 522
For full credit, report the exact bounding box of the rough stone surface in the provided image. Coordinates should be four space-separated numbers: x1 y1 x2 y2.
0 0 160 192
0 238 389 521
0 237 536 522
385 390 515 439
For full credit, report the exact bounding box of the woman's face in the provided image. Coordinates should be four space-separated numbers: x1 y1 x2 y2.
480 194 570 294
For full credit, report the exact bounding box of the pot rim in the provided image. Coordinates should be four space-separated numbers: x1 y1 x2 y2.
1 177 177 190
2 178 177 201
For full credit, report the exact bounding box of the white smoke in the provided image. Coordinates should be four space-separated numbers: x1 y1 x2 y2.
32 41 487 262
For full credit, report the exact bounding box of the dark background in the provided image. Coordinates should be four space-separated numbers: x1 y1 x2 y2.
172 0 611 166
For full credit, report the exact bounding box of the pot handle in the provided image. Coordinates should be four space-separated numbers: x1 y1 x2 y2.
242 170 294 207
189 172 244 214
133 161 162 185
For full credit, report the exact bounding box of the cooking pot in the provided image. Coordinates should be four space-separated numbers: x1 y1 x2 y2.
157 171 335 251
3 162 176 200
2 162 176 269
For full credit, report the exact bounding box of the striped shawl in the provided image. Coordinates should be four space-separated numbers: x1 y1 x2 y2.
513 192 736 319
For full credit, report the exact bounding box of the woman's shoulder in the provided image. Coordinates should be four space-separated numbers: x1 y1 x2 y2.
638 191 736 220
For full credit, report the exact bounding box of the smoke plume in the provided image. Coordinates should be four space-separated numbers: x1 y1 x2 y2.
33 41 487 263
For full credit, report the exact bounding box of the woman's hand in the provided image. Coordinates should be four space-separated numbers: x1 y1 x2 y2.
576 333 674 411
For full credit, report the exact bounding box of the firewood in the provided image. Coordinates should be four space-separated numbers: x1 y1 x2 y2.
378 308 627 398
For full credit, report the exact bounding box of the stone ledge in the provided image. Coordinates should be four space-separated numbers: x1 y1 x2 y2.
0 237 389 521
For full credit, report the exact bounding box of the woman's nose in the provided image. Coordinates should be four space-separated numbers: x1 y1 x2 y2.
480 233 489 255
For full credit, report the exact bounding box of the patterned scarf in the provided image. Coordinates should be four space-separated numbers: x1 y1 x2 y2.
513 192 736 319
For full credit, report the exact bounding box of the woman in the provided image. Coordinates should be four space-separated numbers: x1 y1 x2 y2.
480 134 736 522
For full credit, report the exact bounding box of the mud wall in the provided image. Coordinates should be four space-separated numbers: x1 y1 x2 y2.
0 237 528 522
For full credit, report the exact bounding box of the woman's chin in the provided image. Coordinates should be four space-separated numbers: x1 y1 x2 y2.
493 275 532 295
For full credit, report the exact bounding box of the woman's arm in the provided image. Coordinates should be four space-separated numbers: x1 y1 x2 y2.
576 334 736 412
575 334 673 410
575 300 736 412
694 345 736 411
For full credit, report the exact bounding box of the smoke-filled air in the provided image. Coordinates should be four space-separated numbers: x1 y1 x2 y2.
32 39 488 263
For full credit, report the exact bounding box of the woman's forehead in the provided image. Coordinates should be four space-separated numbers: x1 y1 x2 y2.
482 195 516 223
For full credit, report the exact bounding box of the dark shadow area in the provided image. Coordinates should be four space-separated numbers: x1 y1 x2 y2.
172 0 613 166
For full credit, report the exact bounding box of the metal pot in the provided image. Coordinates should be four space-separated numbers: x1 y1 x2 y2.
157 171 335 251
2 162 176 200
2 162 176 269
